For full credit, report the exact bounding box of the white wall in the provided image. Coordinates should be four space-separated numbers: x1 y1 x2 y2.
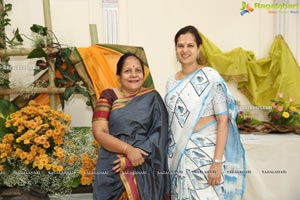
4 0 300 126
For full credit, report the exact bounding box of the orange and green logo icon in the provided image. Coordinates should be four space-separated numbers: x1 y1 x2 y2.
240 1 254 15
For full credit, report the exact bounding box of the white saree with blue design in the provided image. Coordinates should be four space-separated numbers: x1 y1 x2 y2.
165 67 246 200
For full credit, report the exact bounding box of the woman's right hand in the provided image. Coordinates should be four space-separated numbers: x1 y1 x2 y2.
125 146 149 167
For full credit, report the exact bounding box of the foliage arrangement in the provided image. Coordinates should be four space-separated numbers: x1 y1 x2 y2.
0 100 98 197
268 92 300 126
28 24 92 109
0 2 92 108
236 110 262 126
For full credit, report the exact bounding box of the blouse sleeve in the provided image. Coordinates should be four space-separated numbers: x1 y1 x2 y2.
212 83 228 115
92 89 116 121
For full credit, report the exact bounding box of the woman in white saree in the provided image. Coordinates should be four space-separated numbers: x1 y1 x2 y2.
165 25 245 200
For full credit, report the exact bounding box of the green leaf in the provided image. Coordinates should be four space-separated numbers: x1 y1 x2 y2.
4 4 12 12
27 47 48 59
64 87 76 100
69 176 81 188
85 101 92 107
0 99 19 138
0 118 11 138
0 99 18 119
59 94 65 110
14 28 23 42
30 24 48 36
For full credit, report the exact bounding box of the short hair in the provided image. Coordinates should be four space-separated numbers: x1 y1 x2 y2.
116 52 145 75
174 25 202 48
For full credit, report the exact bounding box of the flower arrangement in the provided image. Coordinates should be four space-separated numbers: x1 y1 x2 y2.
236 110 262 126
268 92 300 126
0 100 98 197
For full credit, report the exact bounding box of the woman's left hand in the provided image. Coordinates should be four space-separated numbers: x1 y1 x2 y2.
112 157 121 172
208 162 222 186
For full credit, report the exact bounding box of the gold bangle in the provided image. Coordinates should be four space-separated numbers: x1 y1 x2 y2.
213 159 222 163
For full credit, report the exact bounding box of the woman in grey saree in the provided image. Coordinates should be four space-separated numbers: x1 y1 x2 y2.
92 52 170 200
165 26 245 200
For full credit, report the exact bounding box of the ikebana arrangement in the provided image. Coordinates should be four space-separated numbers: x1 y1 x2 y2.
236 92 300 134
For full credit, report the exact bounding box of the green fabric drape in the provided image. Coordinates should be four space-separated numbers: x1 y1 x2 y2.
200 33 300 107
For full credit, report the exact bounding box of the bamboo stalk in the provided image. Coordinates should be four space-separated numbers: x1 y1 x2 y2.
0 47 59 58
0 87 65 95
43 0 56 109
89 24 99 45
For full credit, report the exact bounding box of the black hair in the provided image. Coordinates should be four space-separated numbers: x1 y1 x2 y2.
116 52 144 75
174 25 202 48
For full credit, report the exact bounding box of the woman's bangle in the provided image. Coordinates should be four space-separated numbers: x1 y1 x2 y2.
213 159 222 163
122 144 128 154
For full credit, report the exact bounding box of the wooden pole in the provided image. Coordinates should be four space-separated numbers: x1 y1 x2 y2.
0 87 65 95
43 0 56 109
0 47 59 58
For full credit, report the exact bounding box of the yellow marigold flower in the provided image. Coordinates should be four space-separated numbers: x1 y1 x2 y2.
56 151 64 158
40 158 48 166
26 154 33 161
54 138 63 145
79 168 85 175
16 148 23 155
30 145 38 152
81 176 92 186
34 137 40 144
43 142 50 149
64 114 71 122
16 137 22 143
28 100 36 106
51 163 58 168
282 112 290 118
71 154 78 161
51 120 59 127
5 122 11 128
17 126 25 133
6 134 14 141
38 148 46 155
24 160 30 165
46 164 52 171
38 136 47 145
289 106 298 112
38 164 44 170
23 139 30 145
20 152 27 160
0 153 7 159
13 121 19 127
57 165 64 172
68 160 75 166
53 129 60 136
0 165 3 171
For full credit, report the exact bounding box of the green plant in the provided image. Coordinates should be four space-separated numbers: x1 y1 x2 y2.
0 3 23 49
0 100 98 197
0 3 24 88
236 109 262 126
268 92 300 126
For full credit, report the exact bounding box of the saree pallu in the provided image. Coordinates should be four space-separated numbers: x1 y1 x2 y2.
165 67 245 200
93 89 170 200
